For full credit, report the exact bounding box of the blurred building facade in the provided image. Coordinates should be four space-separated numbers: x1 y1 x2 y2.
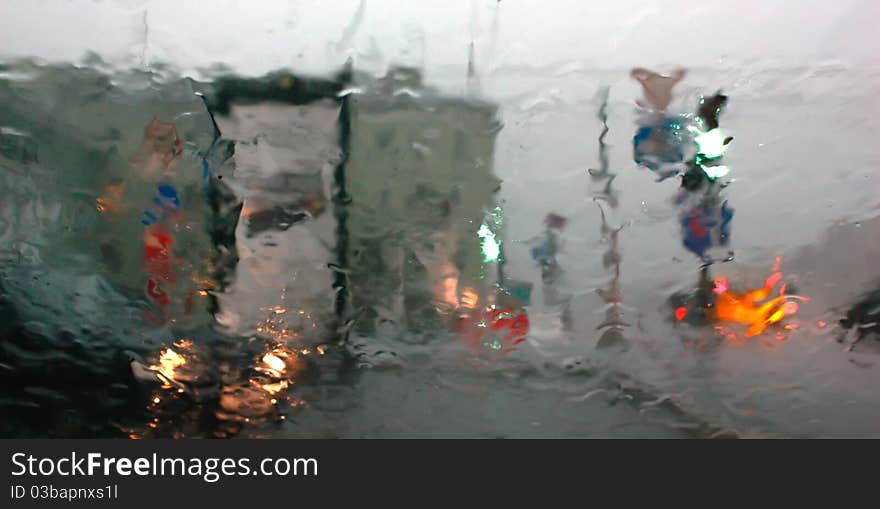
205 65 507 344
337 67 505 339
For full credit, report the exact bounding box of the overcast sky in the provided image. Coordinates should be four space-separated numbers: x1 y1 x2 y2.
1 0 876 80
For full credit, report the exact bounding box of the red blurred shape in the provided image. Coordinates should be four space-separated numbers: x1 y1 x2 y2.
458 306 530 354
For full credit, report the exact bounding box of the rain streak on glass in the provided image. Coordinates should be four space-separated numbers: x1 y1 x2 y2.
0 0 879 438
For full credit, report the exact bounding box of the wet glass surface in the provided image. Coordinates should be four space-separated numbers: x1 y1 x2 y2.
1 0 879 438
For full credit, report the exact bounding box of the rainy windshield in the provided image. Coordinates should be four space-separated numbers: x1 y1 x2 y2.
1 0 879 438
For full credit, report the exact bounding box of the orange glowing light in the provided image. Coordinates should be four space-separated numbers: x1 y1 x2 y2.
712 268 807 337
173 339 192 349
251 343 304 398
259 380 289 395
460 287 479 309
262 353 286 374
439 271 460 309
149 347 186 383
817 321 827 328
255 305 302 341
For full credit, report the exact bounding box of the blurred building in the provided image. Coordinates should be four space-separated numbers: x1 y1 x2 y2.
204 65 510 343
201 71 344 349
338 66 505 338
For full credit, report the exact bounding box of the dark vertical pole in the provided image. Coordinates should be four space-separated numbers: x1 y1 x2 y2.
333 95 352 322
